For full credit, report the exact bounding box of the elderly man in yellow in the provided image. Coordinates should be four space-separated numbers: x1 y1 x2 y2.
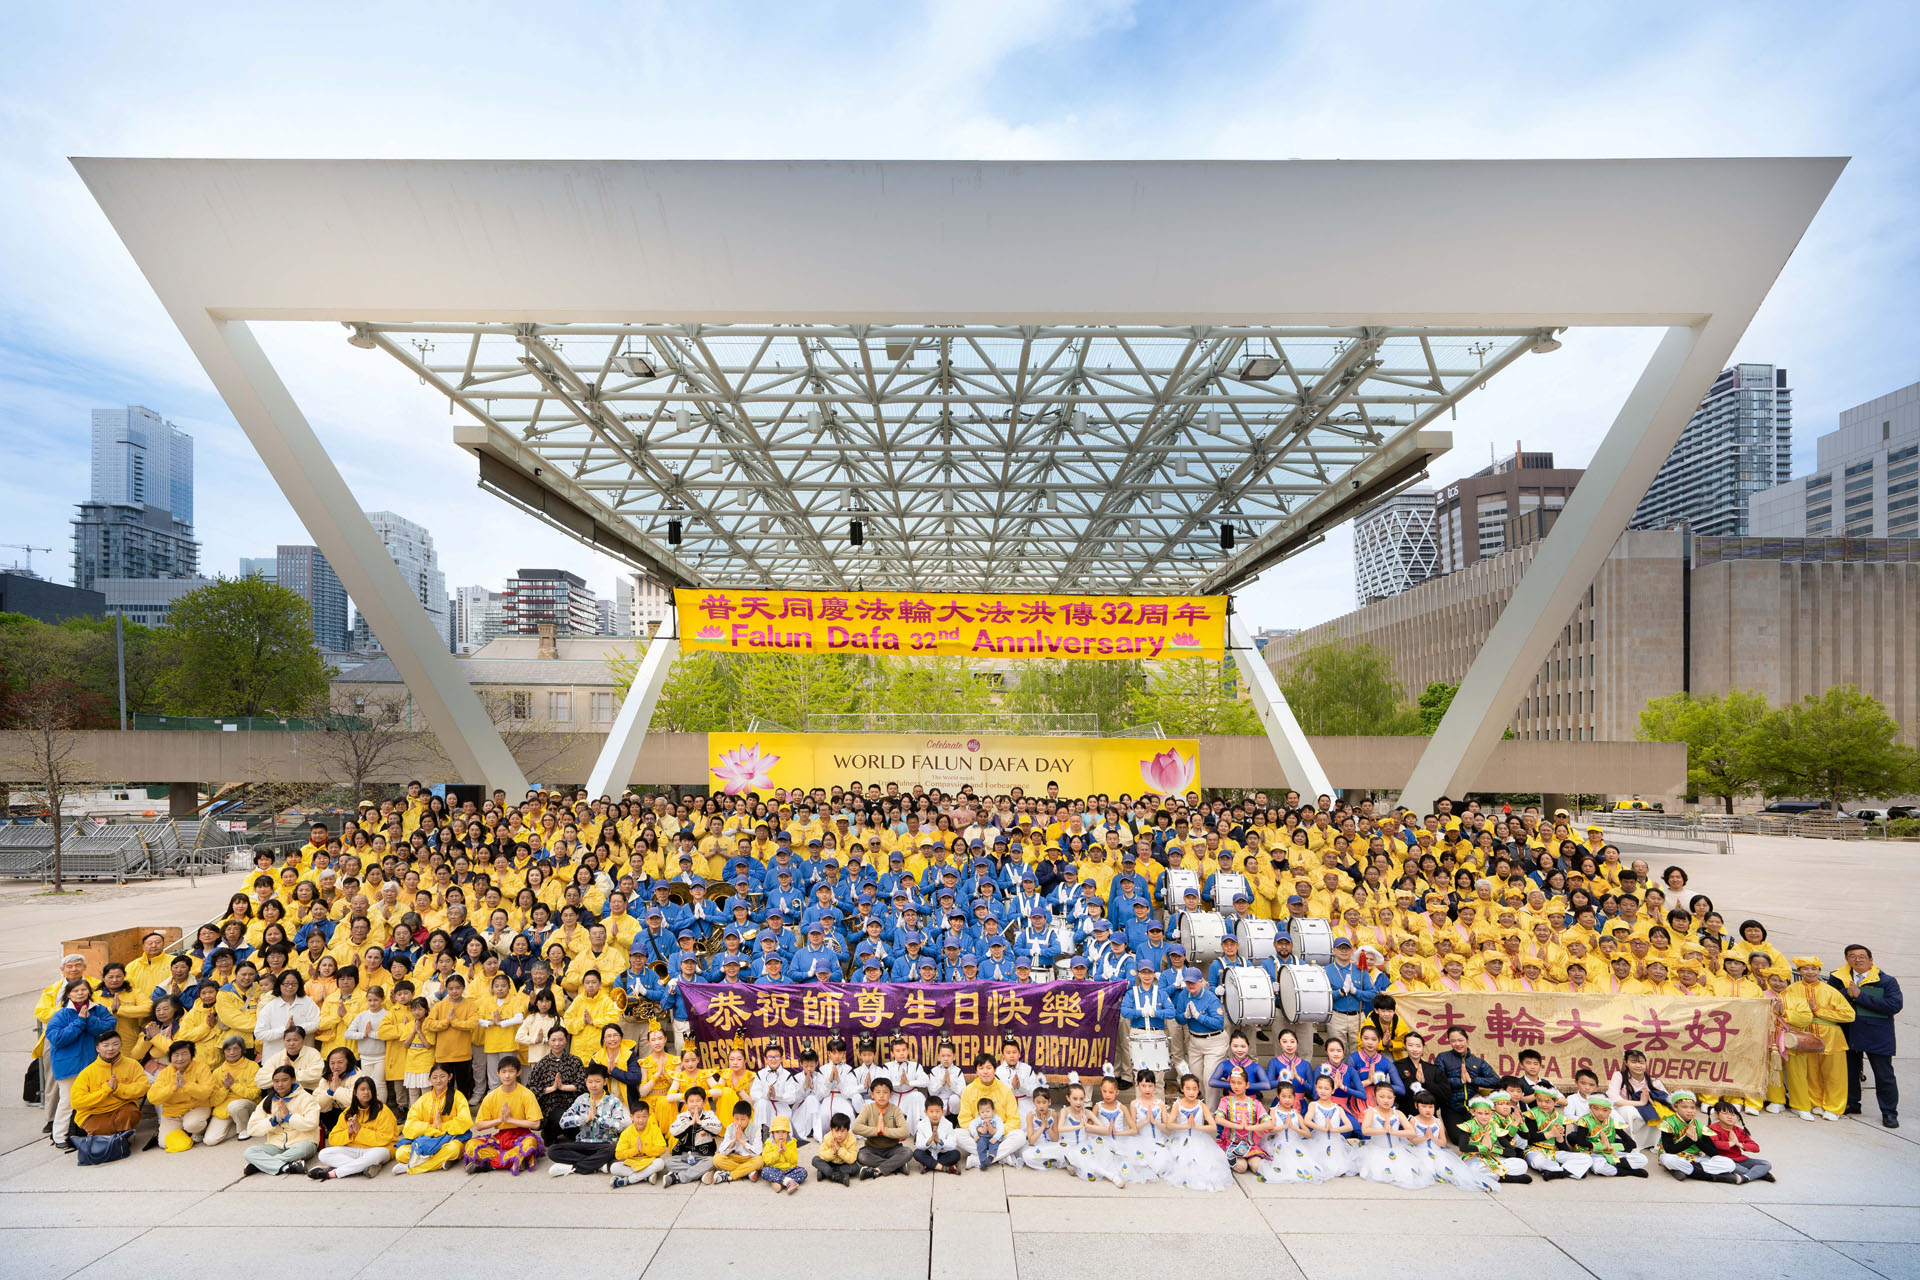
204 1036 262 1145
122 931 174 1002
70 1029 149 1137
564 923 625 996
240 1062 323 1176
393 1062 474 1174
562 970 624 1057
148 1040 216 1151
1784 954 1856 1121
464 1055 546 1173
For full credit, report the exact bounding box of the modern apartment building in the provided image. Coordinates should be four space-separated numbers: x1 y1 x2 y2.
504 568 598 635
277 545 351 652
1351 489 1440 603
1632 363 1792 536
1748 379 1920 539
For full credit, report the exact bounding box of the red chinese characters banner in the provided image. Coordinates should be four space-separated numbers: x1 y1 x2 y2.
1394 992 1774 1096
681 980 1124 1077
675 589 1228 661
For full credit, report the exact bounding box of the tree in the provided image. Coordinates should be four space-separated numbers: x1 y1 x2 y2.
1755 685 1919 810
732 653 868 730
1415 682 1457 734
1637 689 1773 813
159 578 332 716
1276 639 1420 735
473 689 575 785
1003 658 1148 733
307 690 425 806
606 649 744 733
1128 659 1261 736
0 652 103 893
875 658 998 721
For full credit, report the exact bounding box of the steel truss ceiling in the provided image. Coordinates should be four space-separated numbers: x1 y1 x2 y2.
357 321 1554 593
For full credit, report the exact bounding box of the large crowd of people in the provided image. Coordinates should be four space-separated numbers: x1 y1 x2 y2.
31 781 1902 1192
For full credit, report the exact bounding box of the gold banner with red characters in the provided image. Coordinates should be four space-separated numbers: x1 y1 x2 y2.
1393 992 1775 1097
674 588 1228 661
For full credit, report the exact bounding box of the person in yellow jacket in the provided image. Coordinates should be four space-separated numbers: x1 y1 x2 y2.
1783 955 1856 1120
205 1036 261 1145
241 1064 322 1176
215 964 263 1053
475 973 529 1097
424 974 480 1101
312 1077 397 1179
148 1040 216 1151
394 1063 474 1174
69 1030 149 1136
97 963 152 1049
465 1055 545 1173
122 932 174 1004
313 967 365 1058
561 970 623 1057
756 1114 805 1192
563 925 624 996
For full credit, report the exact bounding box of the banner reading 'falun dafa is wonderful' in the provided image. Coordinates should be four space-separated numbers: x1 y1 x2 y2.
674 589 1228 660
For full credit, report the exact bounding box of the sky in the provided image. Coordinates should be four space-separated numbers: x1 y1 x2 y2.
1 0 1916 631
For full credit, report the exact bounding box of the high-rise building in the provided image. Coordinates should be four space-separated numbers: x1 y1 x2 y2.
277 545 350 652
363 511 449 650
237 556 278 582
1352 488 1440 603
91 406 194 526
1748 379 1920 539
504 569 598 635
1434 449 1584 574
617 571 673 635
1632 363 1792 536
454 585 506 654
595 597 618 636
72 502 200 590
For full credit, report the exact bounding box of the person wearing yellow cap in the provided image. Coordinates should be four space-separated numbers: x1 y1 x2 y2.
758 1113 805 1192
1783 955 1855 1120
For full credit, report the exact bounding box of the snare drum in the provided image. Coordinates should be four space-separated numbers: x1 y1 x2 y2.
1180 910 1226 964
1223 966 1276 1028
1128 1029 1172 1074
1278 965 1334 1024
1236 918 1278 963
1166 868 1201 907
1211 872 1250 909
1289 917 1333 965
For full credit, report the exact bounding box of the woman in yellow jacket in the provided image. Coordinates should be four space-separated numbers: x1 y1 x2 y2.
312 1077 397 1179
69 1030 149 1136
98 963 152 1049
205 1035 262 1145
178 985 229 1066
148 1040 216 1150
1783 954 1856 1119
465 1055 545 1173
394 1063 473 1174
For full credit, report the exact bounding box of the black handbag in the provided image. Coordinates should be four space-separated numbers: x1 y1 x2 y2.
73 1131 132 1165
21 1061 41 1106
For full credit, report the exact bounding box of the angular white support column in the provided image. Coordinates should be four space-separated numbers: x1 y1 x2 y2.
208 322 529 793
587 630 680 798
1230 615 1334 801
1396 324 1730 811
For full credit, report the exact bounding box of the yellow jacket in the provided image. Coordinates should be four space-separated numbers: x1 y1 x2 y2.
328 1105 399 1150
70 1056 149 1124
424 996 478 1062
176 1002 228 1065
561 990 623 1055
563 946 625 995
402 1088 473 1139
1784 978 1855 1053
210 1057 262 1110
759 1135 799 1170
958 1077 1017 1126
475 991 529 1055
215 985 262 1049
614 1115 669 1163
148 1061 216 1116
100 985 153 1047
314 990 366 1056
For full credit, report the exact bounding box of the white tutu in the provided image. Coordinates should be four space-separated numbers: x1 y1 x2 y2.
1023 1138 1070 1171
1305 1128 1356 1177
1432 1146 1502 1192
1262 1121 1332 1184
1159 1128 1233 1191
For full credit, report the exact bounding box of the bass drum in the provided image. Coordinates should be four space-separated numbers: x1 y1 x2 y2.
1211 872 1250 909
1235 918 1278 963
1288 917 1333 965
1277 965 1334 1025
1180 911 1226 964
1223 966 1276 1028
1165 868 1202 907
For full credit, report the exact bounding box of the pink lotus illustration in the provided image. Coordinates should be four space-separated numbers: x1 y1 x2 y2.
1139 747 1195 796
711 743 780 794
1168 632 1200 648
697 625 726 641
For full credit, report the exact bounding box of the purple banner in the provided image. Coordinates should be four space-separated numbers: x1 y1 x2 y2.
682 980 1124 1076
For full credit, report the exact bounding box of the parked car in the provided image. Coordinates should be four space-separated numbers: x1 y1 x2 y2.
1890 805 1919 821
1760 800 1833 815
1852 809 1885 823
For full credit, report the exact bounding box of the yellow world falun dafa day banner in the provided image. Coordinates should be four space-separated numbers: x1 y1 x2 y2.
708 732 1202 800
674 588 1229 661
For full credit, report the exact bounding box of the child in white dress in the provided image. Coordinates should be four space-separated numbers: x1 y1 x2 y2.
1407 1090 1498 1191
1021 1087 1069 1170
1354 1079 1415 1186
1127 1070 1170 1181
1304 1069 1357 1177
1263 1081 1327 1183
1159 1072 1233 1192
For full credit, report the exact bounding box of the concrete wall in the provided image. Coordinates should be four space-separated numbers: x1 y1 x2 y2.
0 730 1685 796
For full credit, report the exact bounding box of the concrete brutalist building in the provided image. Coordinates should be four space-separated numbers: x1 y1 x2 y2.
1268 529 1920 750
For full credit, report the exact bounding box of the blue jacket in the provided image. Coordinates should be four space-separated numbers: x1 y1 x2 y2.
1175 985 1225 1035
46 1003 117 1079
1323 961 1379 1015
1830 970 1902 1057
1120 981 1173 1031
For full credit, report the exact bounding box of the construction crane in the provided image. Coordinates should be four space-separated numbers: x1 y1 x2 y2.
0 543 51 575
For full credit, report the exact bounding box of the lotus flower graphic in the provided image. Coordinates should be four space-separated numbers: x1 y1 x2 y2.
711 743 780 795
1139 747 1195 796
1168 632 1200 648
697 625 726 642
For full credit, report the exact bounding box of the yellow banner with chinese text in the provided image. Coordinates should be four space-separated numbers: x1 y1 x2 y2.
707 732 1201 799
674 588 1227 660
1394 991 1774 1097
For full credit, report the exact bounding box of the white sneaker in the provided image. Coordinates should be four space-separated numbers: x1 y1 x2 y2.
1811 1107 1825 1118
549 1163 575 1177
1743 1104 1761 1116
1795 1110 1815 1122
1823 1111 1841 1121
1765 1103 1784 1113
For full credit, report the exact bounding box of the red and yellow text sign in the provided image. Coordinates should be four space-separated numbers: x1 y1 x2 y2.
675 589 1227 660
